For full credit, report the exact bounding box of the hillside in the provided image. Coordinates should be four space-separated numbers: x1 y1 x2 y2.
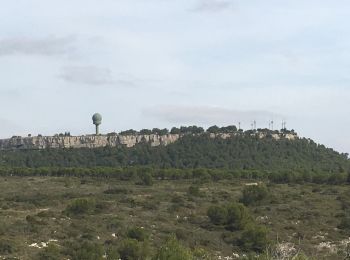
0 131 348 175
1 129 350 259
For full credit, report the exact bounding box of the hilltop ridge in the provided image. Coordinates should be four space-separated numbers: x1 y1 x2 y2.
0 126 297 150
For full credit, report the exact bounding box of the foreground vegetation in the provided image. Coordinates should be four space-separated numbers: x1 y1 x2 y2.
1 132 349 259
1 172 350 259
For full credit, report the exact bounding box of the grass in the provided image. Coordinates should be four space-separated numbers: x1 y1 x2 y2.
0 176 349 259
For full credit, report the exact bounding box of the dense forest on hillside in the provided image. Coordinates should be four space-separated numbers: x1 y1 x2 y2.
0 134 348 175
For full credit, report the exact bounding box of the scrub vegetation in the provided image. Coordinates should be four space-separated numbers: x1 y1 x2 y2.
0 132 349 259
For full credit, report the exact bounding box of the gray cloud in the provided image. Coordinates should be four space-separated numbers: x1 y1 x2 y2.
59 66 135 87
0 36 76 56
144 105 283 128
193 0 234 12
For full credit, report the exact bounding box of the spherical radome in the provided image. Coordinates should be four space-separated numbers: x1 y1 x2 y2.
92 113 102 125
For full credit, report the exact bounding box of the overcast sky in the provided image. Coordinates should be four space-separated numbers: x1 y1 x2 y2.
0 0 349 153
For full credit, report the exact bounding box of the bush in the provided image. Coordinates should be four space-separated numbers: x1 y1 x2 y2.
37 244 61 260
207 206 227 225
241 184 269 206
239 225 269 252
338 217 350 230
127 227 148 241
136 172 153 186
226 203 253 230
65 198 96 216
69 241 104 260
0 239 15 254
188 185 201 197
207 203 252 230
118 239 148 260
153 236 194 260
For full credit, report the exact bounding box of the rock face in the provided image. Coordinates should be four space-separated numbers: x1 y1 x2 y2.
0 134 181 150
0 131 298 150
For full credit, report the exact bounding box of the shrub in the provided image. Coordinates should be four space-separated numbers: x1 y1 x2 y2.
171 195 185 204
0 239 15 254
239 224 269 252
136 172 153 186
226 203 253 230
207 206 227 225
338 217 350 230
118 239 146 260
68 241 104 260
127 227 148 241
207 203 252 230
153 236 194 260
241 184 269 206
37 244 61 260
188 185 201 197
65 198 96 216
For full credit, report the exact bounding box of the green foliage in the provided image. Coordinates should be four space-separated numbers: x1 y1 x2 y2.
0 239 15 254
0 133 348 183
207 206 228 225
140 129 153 135
69 241 104 260
226 203 253 230
240 184 269 206
239 224 269 252
136 172 153 186
118 239 149 260
37 244 61 260
207 125 220 133
338 217 350 230
120 129 138 135
127 227 148 241
170 127 181 134
188 185 201 197
207 203 252 230
153 236 194 260
65 198 96 216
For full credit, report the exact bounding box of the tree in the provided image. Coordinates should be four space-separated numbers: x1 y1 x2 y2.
226 203 252 230
170 127 181 134
241 184 269 206
153 236 193 260
207 125 220 134
239 225 269 252
220 125 237 133
70 241 104 260
207 206 227 225
127 227 148 241
118 239 146 260
120 129 138 135
140 129 152 135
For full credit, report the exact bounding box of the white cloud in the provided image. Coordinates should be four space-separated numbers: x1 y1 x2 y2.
0 36 76 57
59 66 135 87
193 0 234 12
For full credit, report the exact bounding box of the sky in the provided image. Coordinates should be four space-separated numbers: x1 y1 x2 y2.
0 0 349 153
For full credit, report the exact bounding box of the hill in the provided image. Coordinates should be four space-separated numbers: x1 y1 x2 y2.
0 130 348 176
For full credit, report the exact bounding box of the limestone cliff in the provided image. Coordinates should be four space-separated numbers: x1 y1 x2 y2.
0 131 298 150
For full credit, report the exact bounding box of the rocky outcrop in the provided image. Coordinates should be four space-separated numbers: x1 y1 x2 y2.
0 134 181 150
0 131 298 150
